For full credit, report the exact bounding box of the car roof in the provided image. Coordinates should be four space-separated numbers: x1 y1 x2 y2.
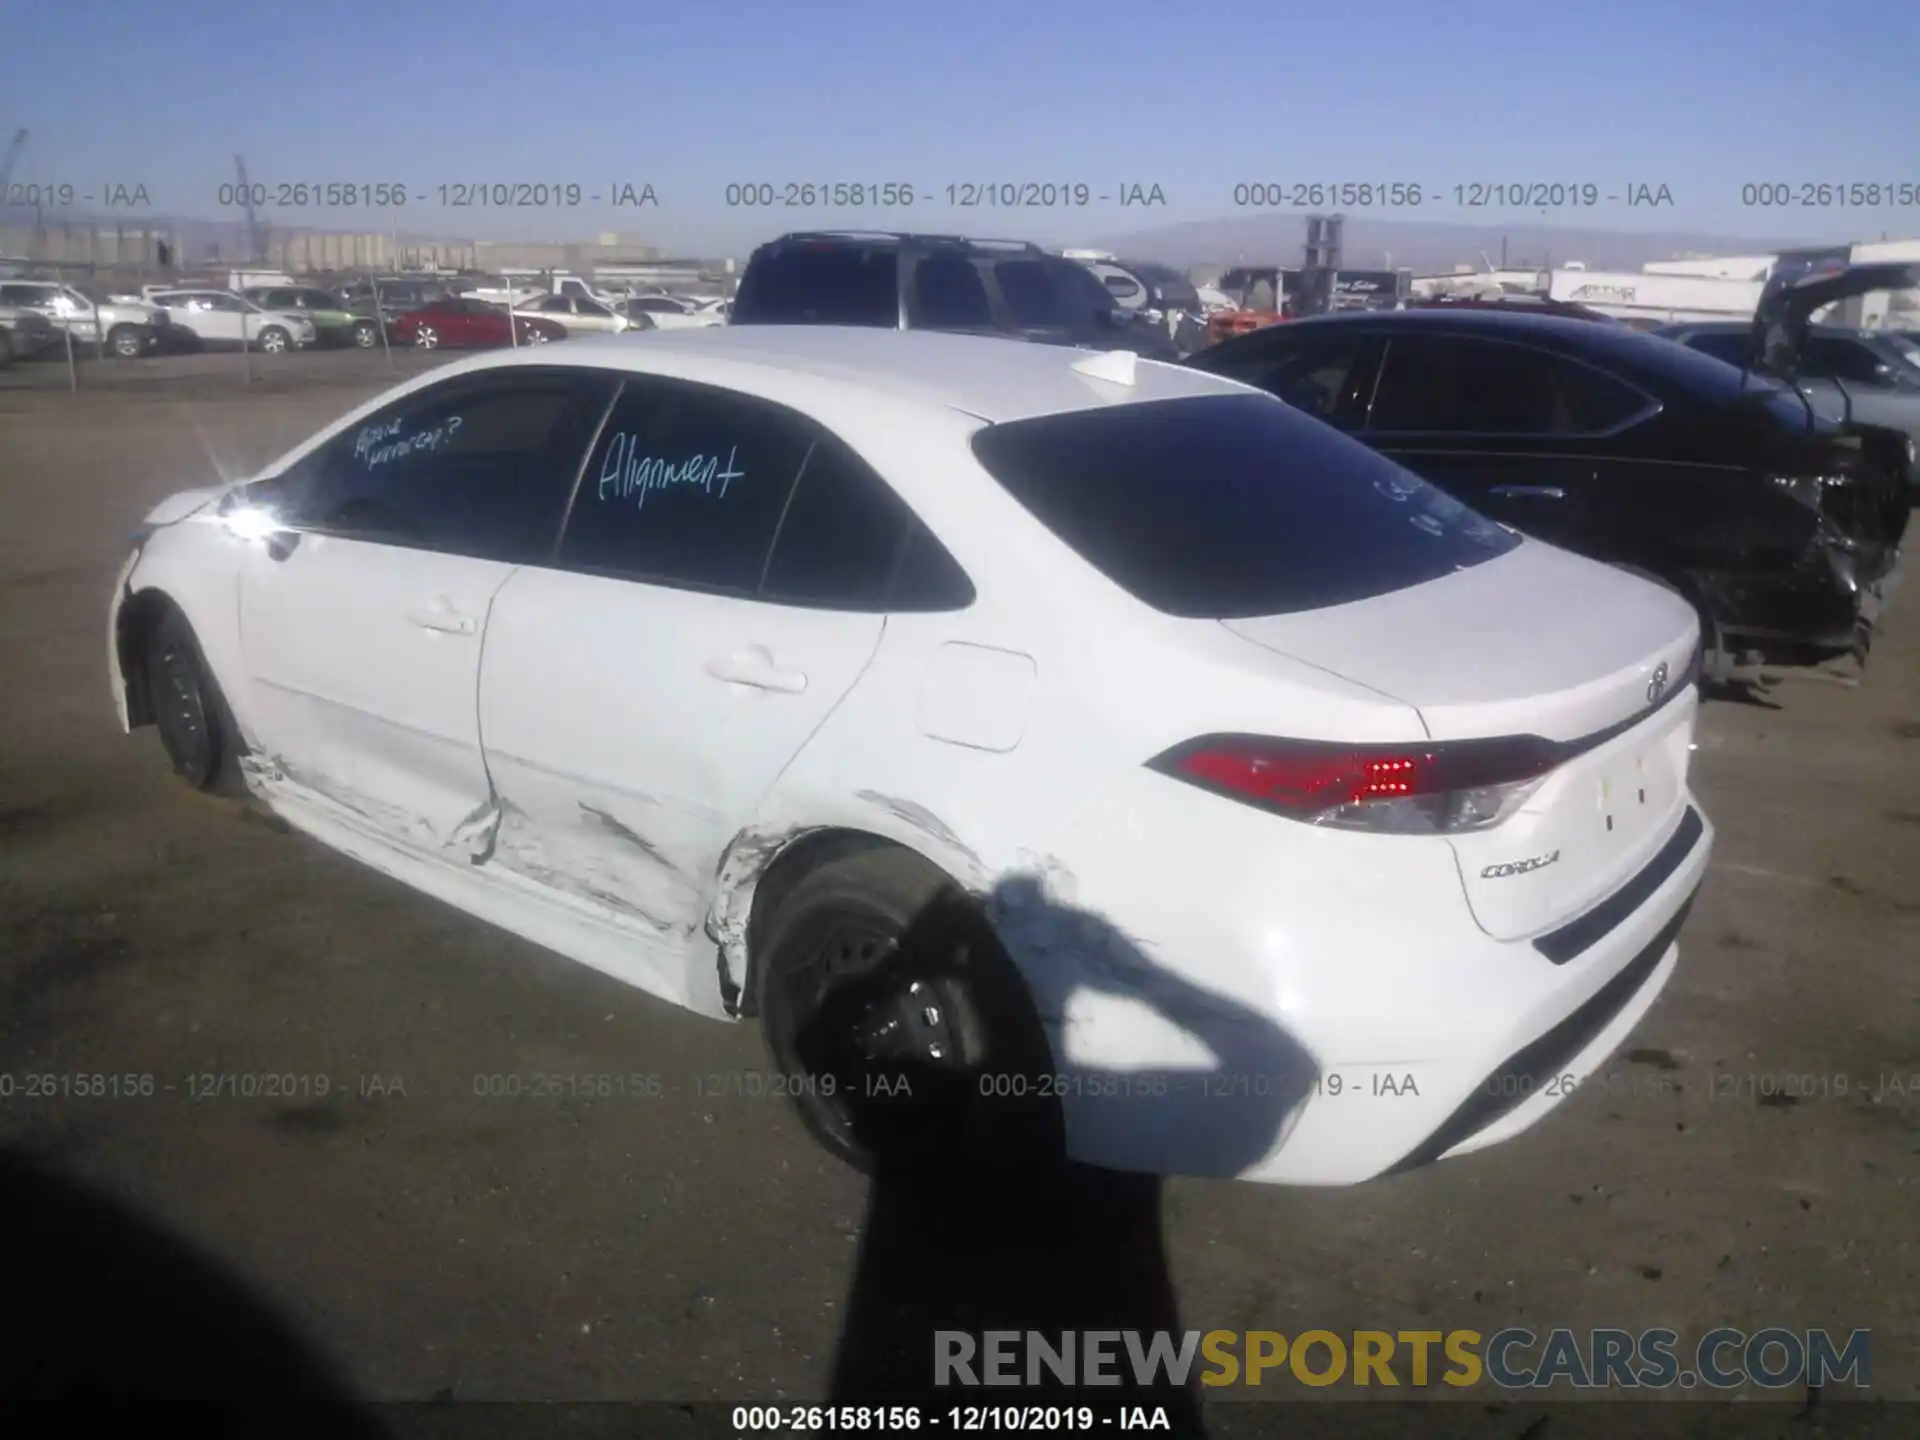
1231 307 1779 400
755 230 1049 256
456 326 1244 423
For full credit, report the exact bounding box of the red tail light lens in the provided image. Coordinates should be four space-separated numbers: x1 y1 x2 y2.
1148 735 1563 835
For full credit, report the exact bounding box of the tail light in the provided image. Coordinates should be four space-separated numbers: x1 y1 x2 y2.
1147 735 1563 835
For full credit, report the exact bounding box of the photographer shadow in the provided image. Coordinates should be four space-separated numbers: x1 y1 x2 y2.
822 872 1320 1436
0 1146 385 1436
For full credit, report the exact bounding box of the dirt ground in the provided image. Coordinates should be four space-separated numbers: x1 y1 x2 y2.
1 350 1916 1435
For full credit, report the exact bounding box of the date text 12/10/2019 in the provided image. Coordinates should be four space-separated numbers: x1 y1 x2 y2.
721 182 1167 209
729 1404 1170 1431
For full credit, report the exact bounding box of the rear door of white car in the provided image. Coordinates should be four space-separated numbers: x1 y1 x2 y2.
476 376 945 940
234 366 617 852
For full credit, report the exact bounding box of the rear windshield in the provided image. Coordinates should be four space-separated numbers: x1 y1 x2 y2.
970 394 1520 618
732 246 898 326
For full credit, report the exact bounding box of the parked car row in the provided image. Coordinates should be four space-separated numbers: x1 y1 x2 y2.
720 233 1909 687
0 280 173 358
0 273 737 362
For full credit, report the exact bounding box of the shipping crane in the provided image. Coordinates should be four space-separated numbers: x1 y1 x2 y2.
0 129 29 193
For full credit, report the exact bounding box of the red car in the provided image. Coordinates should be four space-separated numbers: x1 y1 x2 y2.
392 297 568 350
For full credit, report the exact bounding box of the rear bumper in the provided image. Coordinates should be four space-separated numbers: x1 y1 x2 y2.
1700 543 1901 654
1032 772 1714 1186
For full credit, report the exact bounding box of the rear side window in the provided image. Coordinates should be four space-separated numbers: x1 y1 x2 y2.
733 246 898 326
970 394 1518 619
761 433 974 612
557 377 814 592
1367 334 1649 435
266 371 616 562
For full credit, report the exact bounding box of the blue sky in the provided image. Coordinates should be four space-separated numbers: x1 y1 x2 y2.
5 0 1917 253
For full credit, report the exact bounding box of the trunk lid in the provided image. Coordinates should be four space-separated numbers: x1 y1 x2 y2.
1221 541 1702 940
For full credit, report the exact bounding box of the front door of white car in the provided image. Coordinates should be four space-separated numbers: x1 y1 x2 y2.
477 376 927 952
232 367 618 854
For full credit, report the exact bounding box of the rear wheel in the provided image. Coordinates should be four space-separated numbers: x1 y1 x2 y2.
351 321 379 348
755 849 1060 1176
108 324 146 359
145 610 238 791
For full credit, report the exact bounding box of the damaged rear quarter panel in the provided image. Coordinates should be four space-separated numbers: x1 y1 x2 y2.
701 596 1173 1012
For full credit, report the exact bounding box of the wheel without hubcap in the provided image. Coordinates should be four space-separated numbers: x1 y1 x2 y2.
756 850 1060 1175
145 611 233 790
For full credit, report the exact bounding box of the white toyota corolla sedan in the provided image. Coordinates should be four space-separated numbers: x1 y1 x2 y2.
108 327 1712 1184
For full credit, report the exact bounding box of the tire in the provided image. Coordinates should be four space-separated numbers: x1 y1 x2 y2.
0 328 13 368
413 325 439 349
351 321 379 348
524 326 551 344
145 609 238 792
255 326 290 355
754 848 1061 1176
108 324 146 359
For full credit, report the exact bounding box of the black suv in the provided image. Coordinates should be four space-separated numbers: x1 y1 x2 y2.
729 231 1179 359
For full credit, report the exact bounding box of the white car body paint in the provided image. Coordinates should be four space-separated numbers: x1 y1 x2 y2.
109 327 1713 1184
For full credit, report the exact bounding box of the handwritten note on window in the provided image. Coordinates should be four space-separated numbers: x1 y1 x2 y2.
596 432 746 511
353 413 465 470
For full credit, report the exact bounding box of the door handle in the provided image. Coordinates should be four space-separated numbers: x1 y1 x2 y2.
705 648 808 694
406 598 478 635
1489 485 1566 500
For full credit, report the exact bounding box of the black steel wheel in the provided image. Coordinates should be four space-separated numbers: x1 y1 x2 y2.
755 849 1059 1175
145 610 232 791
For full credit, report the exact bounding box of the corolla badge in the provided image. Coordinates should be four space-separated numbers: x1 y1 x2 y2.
1646 661 1670 704
1481 850 1561 879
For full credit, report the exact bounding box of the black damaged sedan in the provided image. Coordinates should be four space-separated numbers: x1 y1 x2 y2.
1184 306 1909 682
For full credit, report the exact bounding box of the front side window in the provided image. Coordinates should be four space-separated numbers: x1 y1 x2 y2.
261 371 615 562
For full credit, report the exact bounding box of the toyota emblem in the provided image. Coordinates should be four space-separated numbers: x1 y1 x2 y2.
1646 661 1670 704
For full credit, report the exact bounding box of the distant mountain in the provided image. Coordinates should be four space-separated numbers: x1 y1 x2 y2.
1087 214 1822 275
